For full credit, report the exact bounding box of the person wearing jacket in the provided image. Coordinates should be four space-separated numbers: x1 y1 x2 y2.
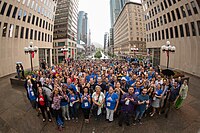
37 87 52 122
175 80 188 109
118 86 138 126
25 79 37 109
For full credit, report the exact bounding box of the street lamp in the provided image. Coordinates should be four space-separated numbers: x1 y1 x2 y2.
161 41 176 68
24 42 38 71
131 45 139 56
61 46 68 62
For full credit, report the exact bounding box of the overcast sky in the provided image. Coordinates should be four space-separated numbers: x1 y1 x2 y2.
78 0 141 45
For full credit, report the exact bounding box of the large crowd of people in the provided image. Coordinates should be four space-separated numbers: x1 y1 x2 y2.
24 59 188 131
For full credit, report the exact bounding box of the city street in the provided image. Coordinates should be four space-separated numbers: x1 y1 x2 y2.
0 74 199 133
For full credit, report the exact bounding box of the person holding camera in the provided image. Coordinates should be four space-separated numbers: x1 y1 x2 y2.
118 86 137 126
134 88 149 125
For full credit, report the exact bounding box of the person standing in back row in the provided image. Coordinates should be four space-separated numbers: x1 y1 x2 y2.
175 80 188 109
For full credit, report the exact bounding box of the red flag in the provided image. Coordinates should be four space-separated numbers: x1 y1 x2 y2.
31 52 34 58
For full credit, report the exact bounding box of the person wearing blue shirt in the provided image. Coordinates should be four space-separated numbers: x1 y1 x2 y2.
134 88 149 125
65 78 77 93
151 84 163 117
134 81 142 96
60 87 70 121
68 88 79 122
129 74 137 86
105 86 119 122
80 87 91 123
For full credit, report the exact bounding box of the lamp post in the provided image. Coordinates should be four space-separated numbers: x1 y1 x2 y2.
161 41 176 68
61 46 68 62
131 45 139 56
24 42 38 71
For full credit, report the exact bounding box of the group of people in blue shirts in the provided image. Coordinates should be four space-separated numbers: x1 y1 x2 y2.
25 59 187 130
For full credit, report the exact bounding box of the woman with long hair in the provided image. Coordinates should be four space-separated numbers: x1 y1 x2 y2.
80 86 91 123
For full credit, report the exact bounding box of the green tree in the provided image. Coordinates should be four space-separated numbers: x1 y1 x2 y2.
94 51 102 59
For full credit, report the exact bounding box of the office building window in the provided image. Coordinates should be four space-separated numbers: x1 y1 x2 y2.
38 31 41 41
43 20 45 28
191 1 198 14
8 24 14 37
158 31 161 40
6 4 13 17
161 2 164 10
162 30 165 39
172 0 176 4
31 1 34 9
154 19 156 28
176 8 181 19
180 6 186 17
18 8 23 20
2 23 8 37
191 22 196 36
151 21 153 29
15 25 19 38
20 27 24 38
30 29 33 39
160 16 163 25
167 0 172 6
163 14 167 24
32 15 35 25
174 26 179 38
152 9 154 16
152 33 154 41
170 27 174 38
36 17 39 26
167 12 171 23
154 7 157 14
23 11 27 22
185 4 192 16
34 30 37 40
197 21 200 36
42 32 44 41
12 7 18 18
0 2 7 15
185 23 190 36
166 28 169 39
155 32 157 41
164 0 168 9
27 13 32 23
157 5 160 12
46 22 48 29
39 18 42 27
157 18 159 27
149 34 151 42
179 25 184 37
45 33 47 42
171 10 176 21
25 28 29 39
27 0 30 7
22 0 26 4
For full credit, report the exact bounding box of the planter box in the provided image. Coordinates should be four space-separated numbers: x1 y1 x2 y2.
10 77 25 87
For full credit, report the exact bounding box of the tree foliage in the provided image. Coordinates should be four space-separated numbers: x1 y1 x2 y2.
94 51 102 59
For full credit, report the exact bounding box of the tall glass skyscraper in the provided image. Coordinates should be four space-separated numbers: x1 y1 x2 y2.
77 11 88 45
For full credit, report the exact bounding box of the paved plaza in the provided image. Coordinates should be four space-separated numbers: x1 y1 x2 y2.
0 74 200 133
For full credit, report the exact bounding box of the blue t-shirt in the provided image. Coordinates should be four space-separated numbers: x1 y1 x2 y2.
155 89 163 96
69 94 79 103
80 93 91 109
27 86 36 101
105 92 119 110
86 76 90 83
134 87 141 96
129 80 136 86
137 94 149 111
65 83 77 93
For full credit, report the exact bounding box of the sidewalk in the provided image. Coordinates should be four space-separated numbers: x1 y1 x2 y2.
0 74 199 133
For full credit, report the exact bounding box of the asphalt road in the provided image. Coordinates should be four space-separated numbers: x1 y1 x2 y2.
0 74 200 133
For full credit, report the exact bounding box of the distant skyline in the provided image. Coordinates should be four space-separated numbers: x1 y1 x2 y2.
78 0 141 45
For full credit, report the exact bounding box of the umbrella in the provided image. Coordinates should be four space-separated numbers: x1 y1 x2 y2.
162 69 175 77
